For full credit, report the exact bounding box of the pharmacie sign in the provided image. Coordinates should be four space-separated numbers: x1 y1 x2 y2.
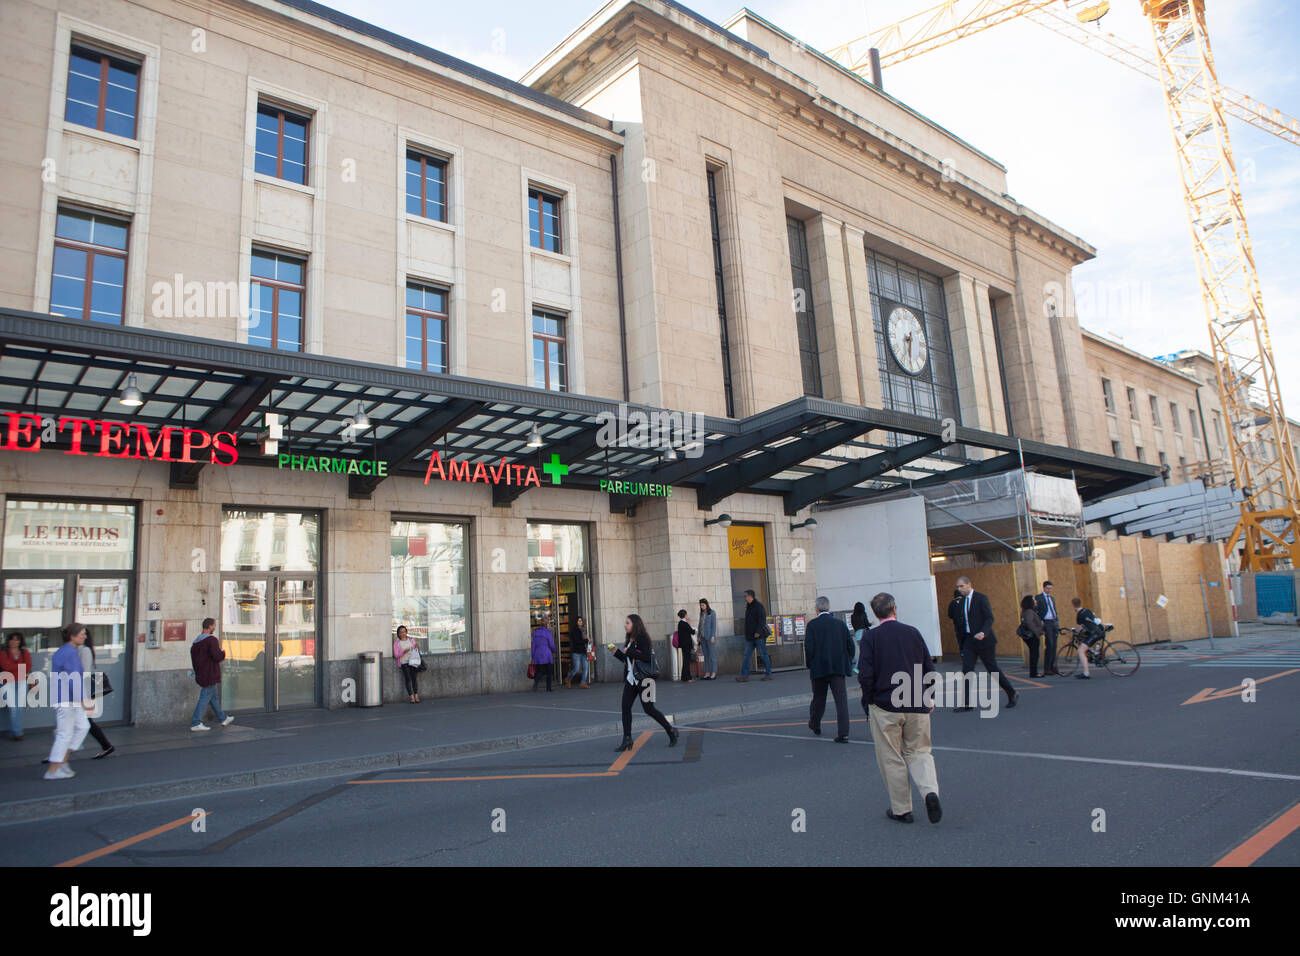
1 411 237 464
278 453 388 476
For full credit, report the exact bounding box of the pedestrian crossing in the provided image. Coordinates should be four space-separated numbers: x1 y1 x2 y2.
1112 644 1300 669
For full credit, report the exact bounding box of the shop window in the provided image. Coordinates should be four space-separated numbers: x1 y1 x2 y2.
220 510 319 572
390 519 469 654
2 500 136 571
526 523 587 573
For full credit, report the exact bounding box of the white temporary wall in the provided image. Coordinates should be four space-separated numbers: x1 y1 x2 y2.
813 495 942 656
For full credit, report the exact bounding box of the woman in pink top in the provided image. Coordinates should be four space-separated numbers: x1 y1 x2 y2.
393 625 422 703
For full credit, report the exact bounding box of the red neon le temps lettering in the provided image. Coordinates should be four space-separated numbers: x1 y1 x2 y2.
58 418 99 455
3 413 41 452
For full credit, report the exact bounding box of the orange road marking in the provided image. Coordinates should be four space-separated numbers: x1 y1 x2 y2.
1009 674 1050 688
1214 801 1300 867
55 813 199 868
351 772 616 784
607 730 654 773
1181 668 1300 705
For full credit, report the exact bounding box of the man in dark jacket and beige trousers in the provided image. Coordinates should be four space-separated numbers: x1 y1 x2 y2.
858 592 941 824
805 596 857 742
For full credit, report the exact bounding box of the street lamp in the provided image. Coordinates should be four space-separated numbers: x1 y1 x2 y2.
703 514 732 529
790 517 818 532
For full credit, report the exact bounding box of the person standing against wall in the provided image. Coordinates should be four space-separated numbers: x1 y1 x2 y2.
676 609 696 683
0 632 35 741
697 599 718 680
393 624 423 703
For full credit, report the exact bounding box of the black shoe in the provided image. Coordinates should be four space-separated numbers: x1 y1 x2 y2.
1075 673 1091 680
808 721 821 736
1029 672 1040 679
614 735 633 752
886 809 914 824
1006 693 1018 708
668 727 680 747
93 745 115 760
953 706 974 713
925 792 942 823
833 736 849 743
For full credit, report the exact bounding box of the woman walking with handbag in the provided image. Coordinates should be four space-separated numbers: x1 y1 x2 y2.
610 614 677 751
393 625 423 703
531 613 556 692
697 599 718 680
78 633 115 758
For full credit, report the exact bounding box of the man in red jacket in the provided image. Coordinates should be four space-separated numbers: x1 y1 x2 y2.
190 618 234 731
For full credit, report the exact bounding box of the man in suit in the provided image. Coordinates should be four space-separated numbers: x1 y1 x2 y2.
805 596 857 742
1035 581 1062 676
736 589 773 682
953 576 1019 711
946 588 967 657
858 592 942 824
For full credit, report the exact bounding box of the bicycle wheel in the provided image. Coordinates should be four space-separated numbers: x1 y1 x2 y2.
1056 641 1080 676
1102 640 1140 677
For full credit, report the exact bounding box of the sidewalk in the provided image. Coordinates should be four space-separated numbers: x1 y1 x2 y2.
0 672 852 823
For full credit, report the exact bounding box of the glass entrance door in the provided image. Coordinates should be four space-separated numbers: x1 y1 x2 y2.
74 576 128 723
0 578 64 732
220 576 318 713
528 573 586 683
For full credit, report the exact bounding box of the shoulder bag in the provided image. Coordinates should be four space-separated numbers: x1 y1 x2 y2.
633 646 660 682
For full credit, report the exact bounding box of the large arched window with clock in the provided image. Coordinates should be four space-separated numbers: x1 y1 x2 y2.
867 249 962 452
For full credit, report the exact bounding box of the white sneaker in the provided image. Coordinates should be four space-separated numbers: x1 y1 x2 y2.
43 769 63 780
190 723 210 732
221 716 235 726
57 765 75 778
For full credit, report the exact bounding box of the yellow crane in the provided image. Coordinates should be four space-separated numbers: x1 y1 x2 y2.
829 0 1300 571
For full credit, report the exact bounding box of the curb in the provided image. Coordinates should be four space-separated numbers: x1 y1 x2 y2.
0 688 860 823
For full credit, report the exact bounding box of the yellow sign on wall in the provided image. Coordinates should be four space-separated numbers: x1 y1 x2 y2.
727 525 767 570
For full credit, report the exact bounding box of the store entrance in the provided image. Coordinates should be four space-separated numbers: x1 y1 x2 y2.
528 573 586 683
219 576 318 712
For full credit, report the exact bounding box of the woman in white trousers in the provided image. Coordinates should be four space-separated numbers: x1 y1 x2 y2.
45 623 94 780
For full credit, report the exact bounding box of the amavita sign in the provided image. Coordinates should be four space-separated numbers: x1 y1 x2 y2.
0 411 238 464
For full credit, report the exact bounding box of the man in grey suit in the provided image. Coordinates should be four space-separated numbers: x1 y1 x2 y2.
805 596 858 742
1035 581 1061 676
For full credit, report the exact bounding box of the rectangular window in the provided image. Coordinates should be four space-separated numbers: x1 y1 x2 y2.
390 519 470 654
1149 395 1162 428
249 249 305 351
1101 377 1115 414
51 207 129 324
787 216 822 398
65 44 139 138
1127 387 1140 421
707 168 735 418
532 309 567 392
1212 412 1226 451
405 150 447 222
1159 451 1168 468
254 102 310 185
1170 401 1182 433
528 189 562 253
1135 445 1147 463
1111 440 1123 457
405 282 449 373
1189 408 1200 439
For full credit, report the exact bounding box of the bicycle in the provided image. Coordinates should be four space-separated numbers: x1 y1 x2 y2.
1055 624 1141 677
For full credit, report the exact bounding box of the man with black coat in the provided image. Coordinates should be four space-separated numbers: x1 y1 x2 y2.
805 596 857 742
946 588 967 656
858 592 942 824
737 589 773 681
953 576 1019 711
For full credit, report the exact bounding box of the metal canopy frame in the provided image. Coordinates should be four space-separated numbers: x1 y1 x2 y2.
0 309 1162 511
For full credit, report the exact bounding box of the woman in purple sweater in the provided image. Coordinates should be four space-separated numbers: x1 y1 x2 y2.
531 613 556 692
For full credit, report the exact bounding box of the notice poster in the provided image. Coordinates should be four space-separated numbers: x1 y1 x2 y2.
793 615 807 639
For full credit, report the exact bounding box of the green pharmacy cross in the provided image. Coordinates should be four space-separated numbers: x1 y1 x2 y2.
542 453 568 485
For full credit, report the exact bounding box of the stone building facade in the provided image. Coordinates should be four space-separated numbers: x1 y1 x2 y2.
0 0 1158 725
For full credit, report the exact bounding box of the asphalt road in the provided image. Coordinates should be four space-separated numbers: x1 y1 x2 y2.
4 636 1298 867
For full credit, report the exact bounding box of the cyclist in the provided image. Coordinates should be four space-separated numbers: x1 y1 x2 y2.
1070 597 1104 680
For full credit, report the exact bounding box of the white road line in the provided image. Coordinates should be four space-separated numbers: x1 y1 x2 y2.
683 726 1300 781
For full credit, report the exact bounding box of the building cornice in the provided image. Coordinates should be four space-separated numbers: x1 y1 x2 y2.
526 0 1095 264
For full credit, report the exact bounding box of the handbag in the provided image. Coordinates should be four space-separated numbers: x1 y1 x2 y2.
90 671 114 699
671 632 679 648
527 662 537 680
633 648 660 681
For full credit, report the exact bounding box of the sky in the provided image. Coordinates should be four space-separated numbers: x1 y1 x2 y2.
319 0 1300 412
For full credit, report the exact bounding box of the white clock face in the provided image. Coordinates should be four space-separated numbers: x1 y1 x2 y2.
887 306 928 375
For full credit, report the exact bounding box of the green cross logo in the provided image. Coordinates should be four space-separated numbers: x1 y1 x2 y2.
542 453 568 485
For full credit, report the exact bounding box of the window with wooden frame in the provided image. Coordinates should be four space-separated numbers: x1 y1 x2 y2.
405 282 449 373
65 44 140 138
405 150 448 222
528 189 562 253
532 309 567 392
248 249 305 351
254 102 310 185
50 207 130 324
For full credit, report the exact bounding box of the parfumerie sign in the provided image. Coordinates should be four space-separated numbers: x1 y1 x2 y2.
0 412 236 464
599 479 672 497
